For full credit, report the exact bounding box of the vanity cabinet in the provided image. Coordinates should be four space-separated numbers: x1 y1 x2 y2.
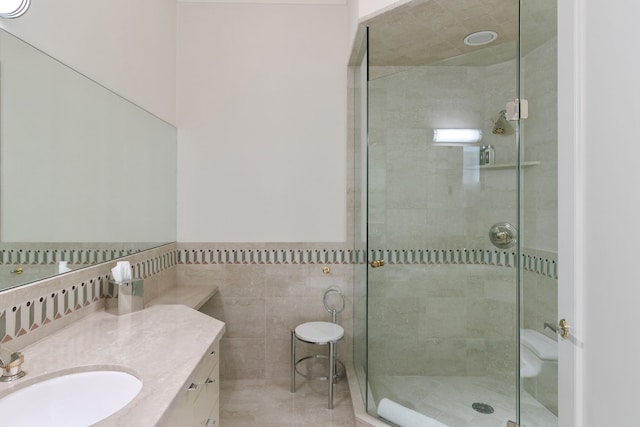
160 340 220 426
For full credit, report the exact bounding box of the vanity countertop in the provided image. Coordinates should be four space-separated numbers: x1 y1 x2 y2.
146 284 218 310
0 304 225 426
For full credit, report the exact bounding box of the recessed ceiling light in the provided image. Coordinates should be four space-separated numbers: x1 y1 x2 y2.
0 0 30 19
464 31 498 46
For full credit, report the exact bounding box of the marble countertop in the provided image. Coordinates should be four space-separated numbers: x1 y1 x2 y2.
0 304 225 426
146 285 218 310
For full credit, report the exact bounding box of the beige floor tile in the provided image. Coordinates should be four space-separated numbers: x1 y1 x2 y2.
221 378 355 427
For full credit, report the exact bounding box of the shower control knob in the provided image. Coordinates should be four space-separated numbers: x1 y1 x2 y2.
489 223 517 249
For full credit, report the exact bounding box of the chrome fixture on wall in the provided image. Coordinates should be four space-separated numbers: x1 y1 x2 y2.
492 110 512 135
489 222 518 249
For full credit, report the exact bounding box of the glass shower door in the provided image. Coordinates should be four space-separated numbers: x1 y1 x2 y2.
358 1 560 425
519 0 559 425
365 43 521 425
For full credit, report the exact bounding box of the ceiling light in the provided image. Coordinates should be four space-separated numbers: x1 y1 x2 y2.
0 0 30 19
463 31 497 46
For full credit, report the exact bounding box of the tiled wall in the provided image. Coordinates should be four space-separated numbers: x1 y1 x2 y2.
366 58 518 380
175 243 557 383
0 237 558 415
368 263 516 378
363 37 558 389
176 243 354 381
0 243 178 349
521 37 558 253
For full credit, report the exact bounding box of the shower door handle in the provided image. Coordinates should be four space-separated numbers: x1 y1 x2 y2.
370 260 385 268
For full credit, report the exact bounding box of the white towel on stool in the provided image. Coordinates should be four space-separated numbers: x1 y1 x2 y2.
377 398 449 427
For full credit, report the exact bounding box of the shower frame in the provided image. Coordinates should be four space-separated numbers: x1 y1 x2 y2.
351 1 559 425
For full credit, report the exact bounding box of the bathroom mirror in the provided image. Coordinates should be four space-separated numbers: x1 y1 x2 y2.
0 28 177 291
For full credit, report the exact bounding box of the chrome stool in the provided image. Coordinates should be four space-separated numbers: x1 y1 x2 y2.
291 287 346 409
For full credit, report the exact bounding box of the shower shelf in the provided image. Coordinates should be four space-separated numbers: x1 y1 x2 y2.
478 161 540 170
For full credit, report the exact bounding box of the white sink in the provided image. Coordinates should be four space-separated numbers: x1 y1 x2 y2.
0 370 142 426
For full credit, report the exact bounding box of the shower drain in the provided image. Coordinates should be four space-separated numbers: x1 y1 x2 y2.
472 402 495 414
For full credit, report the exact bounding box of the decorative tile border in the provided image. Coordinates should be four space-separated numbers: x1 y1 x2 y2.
0 244 556 345
522 252 558 279
176 247 558 279
0 248 144 266
0 277 107 343
178 248 364 265
0 247 178 344
132 250 178 280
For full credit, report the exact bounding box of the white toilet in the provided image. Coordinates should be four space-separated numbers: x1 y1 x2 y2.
520 329 558 378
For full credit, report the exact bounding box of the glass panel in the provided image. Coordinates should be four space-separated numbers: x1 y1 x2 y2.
365 2 522 425
0 29 177 291
352 29 369 409
519 0 559 425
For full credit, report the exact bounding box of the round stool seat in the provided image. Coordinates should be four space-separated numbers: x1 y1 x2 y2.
295 321 344 344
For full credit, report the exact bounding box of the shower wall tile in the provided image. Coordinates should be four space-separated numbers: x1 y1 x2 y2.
368 336 427 376
423 297 468 338
465 338 491 376
521 37 558 253
366 263 519 378
422 338 468 375
366 51 557 384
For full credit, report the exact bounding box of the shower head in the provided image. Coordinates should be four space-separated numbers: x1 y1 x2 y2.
492 110 509 135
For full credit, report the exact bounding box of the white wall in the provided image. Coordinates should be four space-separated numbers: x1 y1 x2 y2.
0 0 177 124
357 0 404 18
573 0 640 424
346 0 409 49
176 3 348 242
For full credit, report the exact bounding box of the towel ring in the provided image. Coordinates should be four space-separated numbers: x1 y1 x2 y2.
323 287 345 319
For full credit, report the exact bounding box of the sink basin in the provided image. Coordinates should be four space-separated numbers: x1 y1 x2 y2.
0 370 142 426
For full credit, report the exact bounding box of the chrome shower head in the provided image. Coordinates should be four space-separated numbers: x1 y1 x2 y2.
492 110 509 135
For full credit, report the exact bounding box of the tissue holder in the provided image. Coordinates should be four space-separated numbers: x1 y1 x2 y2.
106 278 144 315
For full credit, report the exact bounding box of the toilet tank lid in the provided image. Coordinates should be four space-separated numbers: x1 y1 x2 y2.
521 329 558 361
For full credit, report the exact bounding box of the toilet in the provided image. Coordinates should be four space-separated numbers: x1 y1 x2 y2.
520 329 558 378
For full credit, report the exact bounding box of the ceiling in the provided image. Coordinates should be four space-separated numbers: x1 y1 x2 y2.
365 0 556 67
177 0 346 3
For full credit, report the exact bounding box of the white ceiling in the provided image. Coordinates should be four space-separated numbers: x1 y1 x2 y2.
177 0 346 4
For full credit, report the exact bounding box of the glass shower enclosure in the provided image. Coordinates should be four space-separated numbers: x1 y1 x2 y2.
352 1 558 426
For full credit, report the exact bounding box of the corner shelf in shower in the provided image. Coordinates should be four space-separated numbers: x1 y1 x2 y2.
478 161 540 170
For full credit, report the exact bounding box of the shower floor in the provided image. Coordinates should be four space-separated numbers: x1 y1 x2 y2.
369 375 557 427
